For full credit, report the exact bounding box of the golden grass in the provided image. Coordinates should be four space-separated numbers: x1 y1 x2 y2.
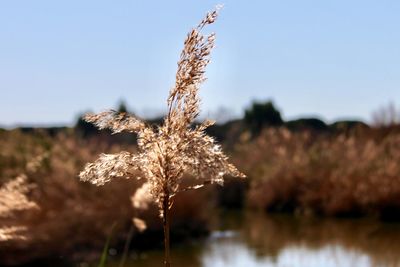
238 126 400 219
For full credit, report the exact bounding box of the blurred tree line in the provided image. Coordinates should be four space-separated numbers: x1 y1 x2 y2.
73 99 369 144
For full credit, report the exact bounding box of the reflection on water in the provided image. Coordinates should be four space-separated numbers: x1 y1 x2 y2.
109 211 400 267
202 243 372 267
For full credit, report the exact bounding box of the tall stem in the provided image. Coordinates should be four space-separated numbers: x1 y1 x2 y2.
163 192 171 267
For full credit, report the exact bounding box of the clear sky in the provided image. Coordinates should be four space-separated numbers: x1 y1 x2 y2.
1 0 399 127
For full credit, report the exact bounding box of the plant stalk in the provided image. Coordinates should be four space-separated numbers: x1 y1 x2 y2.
163 192 171 267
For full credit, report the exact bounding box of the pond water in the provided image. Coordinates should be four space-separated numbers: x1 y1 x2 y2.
106 211 400 267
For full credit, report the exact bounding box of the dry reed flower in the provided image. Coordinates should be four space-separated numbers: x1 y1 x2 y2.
132 218 147 233
0 226 28 242
0 175 38 218
79 6 244 266
131 182 152 210
0 175 39 242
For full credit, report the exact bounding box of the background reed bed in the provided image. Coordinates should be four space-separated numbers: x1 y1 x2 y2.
2 114 400 265
0 129 214 266
2 119 400 265
239 126 400 220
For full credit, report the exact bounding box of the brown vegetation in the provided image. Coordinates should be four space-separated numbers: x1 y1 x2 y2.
0 129 215 266
239 126 400 219
3 118 400 265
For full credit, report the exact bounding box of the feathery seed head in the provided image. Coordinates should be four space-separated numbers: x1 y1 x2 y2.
0 174 39 242
79 6 245 218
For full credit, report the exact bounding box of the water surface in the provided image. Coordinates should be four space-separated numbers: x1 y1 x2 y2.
107 211 400 267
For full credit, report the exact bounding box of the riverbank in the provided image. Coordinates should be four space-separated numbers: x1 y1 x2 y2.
2 123 400 265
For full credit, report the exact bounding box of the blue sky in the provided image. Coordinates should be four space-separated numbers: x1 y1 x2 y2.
1 0 399 127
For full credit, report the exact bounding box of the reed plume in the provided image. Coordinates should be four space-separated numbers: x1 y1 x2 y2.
0 175 39 241
0 153 45 242
79 6 244 266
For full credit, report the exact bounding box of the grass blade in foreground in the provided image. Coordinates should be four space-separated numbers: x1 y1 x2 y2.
98 223 116 267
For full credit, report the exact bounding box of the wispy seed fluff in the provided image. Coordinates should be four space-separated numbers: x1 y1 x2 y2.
0 175 39 241
79 6 245 220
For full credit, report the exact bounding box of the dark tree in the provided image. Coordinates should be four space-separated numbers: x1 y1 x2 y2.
286 118 328 132
244 101 284 135
117 100 128 113
75 114 99 137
